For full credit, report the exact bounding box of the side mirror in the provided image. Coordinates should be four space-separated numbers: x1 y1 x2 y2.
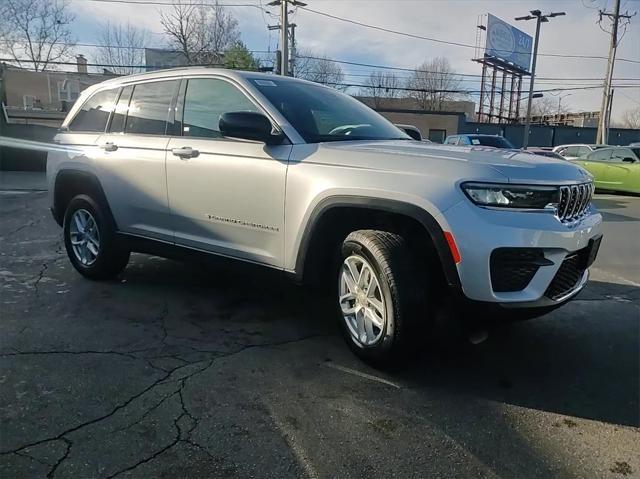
622 157 636 163
219 111 284 145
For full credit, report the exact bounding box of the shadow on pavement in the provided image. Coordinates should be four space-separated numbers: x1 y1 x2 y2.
121 257 640 429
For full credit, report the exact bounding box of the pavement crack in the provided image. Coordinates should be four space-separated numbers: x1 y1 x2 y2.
46 438 72 479
111 390 180 434
1 219 39 238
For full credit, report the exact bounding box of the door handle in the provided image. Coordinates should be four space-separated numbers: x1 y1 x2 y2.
172 147 199 159
101 142 118 152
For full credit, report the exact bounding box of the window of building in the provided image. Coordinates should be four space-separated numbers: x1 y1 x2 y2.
68 88 119 132
57 79 80 102
181 79 259 139
124 80 178 136
428 129 446 143
23 95 41 110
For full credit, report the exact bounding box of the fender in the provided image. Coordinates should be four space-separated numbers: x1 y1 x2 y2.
294 195 461 289
52 169 115 228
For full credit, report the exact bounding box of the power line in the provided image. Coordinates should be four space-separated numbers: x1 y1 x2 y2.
295 55 640 82
72 0 639 64
298 5 640 64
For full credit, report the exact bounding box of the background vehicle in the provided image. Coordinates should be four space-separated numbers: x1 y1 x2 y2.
523 148 565 160
573 147 640 194
553 144 608 161
629 142 640 147
48 68 602 365
395 124 425 141
444 134 514 148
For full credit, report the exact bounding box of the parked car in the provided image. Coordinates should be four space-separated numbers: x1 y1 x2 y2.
523 148 565 160
628 142 640 147
48 68 602 364
395 124 425 142
552 144 608 161
573 147 640 195
444 134 514 149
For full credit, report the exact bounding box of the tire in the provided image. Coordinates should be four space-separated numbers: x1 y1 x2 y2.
63 194 130 280
337 230 430 365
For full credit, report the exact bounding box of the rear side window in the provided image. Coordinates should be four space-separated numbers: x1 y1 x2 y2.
124 80 178 135
445 136 458 145
576 146 591 157
69 88 118 132
181 78 259 139
109 85 134 133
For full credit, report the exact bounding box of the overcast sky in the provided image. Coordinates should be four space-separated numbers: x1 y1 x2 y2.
70 0 640 122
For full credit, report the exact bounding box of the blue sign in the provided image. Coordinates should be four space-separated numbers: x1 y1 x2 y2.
485 14 533 72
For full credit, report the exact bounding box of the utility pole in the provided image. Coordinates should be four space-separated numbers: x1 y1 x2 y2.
516 10 566 149
289 23 297 77
557 93 571 123
596 0 634 145
268 0 306 76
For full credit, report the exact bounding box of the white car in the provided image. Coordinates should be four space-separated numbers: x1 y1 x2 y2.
47 68 603 364
553 144 608 160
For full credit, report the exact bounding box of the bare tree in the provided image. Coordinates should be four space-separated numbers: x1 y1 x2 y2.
0 0 75 71
159 0 239 65
294 50 345 88
530 97 561 117
406 57 464 111
621 107 640 129
360 71 401 107
96 22 147 75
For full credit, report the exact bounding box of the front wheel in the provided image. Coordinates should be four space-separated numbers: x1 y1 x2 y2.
63 195 130 280
338 230 429 365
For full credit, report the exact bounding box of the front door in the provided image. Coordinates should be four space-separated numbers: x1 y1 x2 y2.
166 77 291 267
603 148 639 192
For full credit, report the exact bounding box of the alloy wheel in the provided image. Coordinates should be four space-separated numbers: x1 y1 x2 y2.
69 208 100 266
338 255 387 346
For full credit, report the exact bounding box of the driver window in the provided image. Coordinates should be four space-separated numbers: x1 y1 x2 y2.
181 78 259 139
611 148 632 162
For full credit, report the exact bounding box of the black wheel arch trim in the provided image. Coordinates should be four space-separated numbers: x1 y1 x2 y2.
294 195 462 290
52 169 116 228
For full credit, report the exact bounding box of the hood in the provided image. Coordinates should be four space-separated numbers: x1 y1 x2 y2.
319 140 592 185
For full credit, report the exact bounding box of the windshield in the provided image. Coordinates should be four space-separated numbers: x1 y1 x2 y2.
251 78 410 143
474 136 514 148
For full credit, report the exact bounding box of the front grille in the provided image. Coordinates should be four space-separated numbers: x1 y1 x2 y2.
557 183 593 223
491 248 552 293
544 252 586 300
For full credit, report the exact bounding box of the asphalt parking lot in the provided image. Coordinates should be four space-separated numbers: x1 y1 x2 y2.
1 176 638 478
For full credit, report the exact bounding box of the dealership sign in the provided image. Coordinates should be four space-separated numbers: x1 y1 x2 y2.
485 14 533 72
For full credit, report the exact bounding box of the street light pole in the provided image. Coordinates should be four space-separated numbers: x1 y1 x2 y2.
516 10 565 149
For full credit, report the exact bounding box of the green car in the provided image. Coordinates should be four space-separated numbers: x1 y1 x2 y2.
573 146 640 195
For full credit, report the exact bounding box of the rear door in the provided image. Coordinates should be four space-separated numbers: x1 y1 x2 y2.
96 79 179 241
166 76 291 267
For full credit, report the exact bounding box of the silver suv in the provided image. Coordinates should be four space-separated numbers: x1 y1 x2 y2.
47 68 603 364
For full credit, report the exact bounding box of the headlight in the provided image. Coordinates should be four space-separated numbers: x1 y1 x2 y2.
461 182 559 209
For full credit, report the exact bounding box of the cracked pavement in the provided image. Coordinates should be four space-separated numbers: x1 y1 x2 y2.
0 188 639 478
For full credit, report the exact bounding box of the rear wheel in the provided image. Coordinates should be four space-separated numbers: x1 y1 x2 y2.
338 230 431 365
63 195 130 280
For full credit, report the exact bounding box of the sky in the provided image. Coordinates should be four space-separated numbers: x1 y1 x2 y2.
68 0 640 122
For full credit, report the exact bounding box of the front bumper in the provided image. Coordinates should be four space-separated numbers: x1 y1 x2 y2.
439 199 603 307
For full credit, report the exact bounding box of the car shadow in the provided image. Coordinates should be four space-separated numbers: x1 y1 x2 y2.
396 280 640 428
120 256 640 429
